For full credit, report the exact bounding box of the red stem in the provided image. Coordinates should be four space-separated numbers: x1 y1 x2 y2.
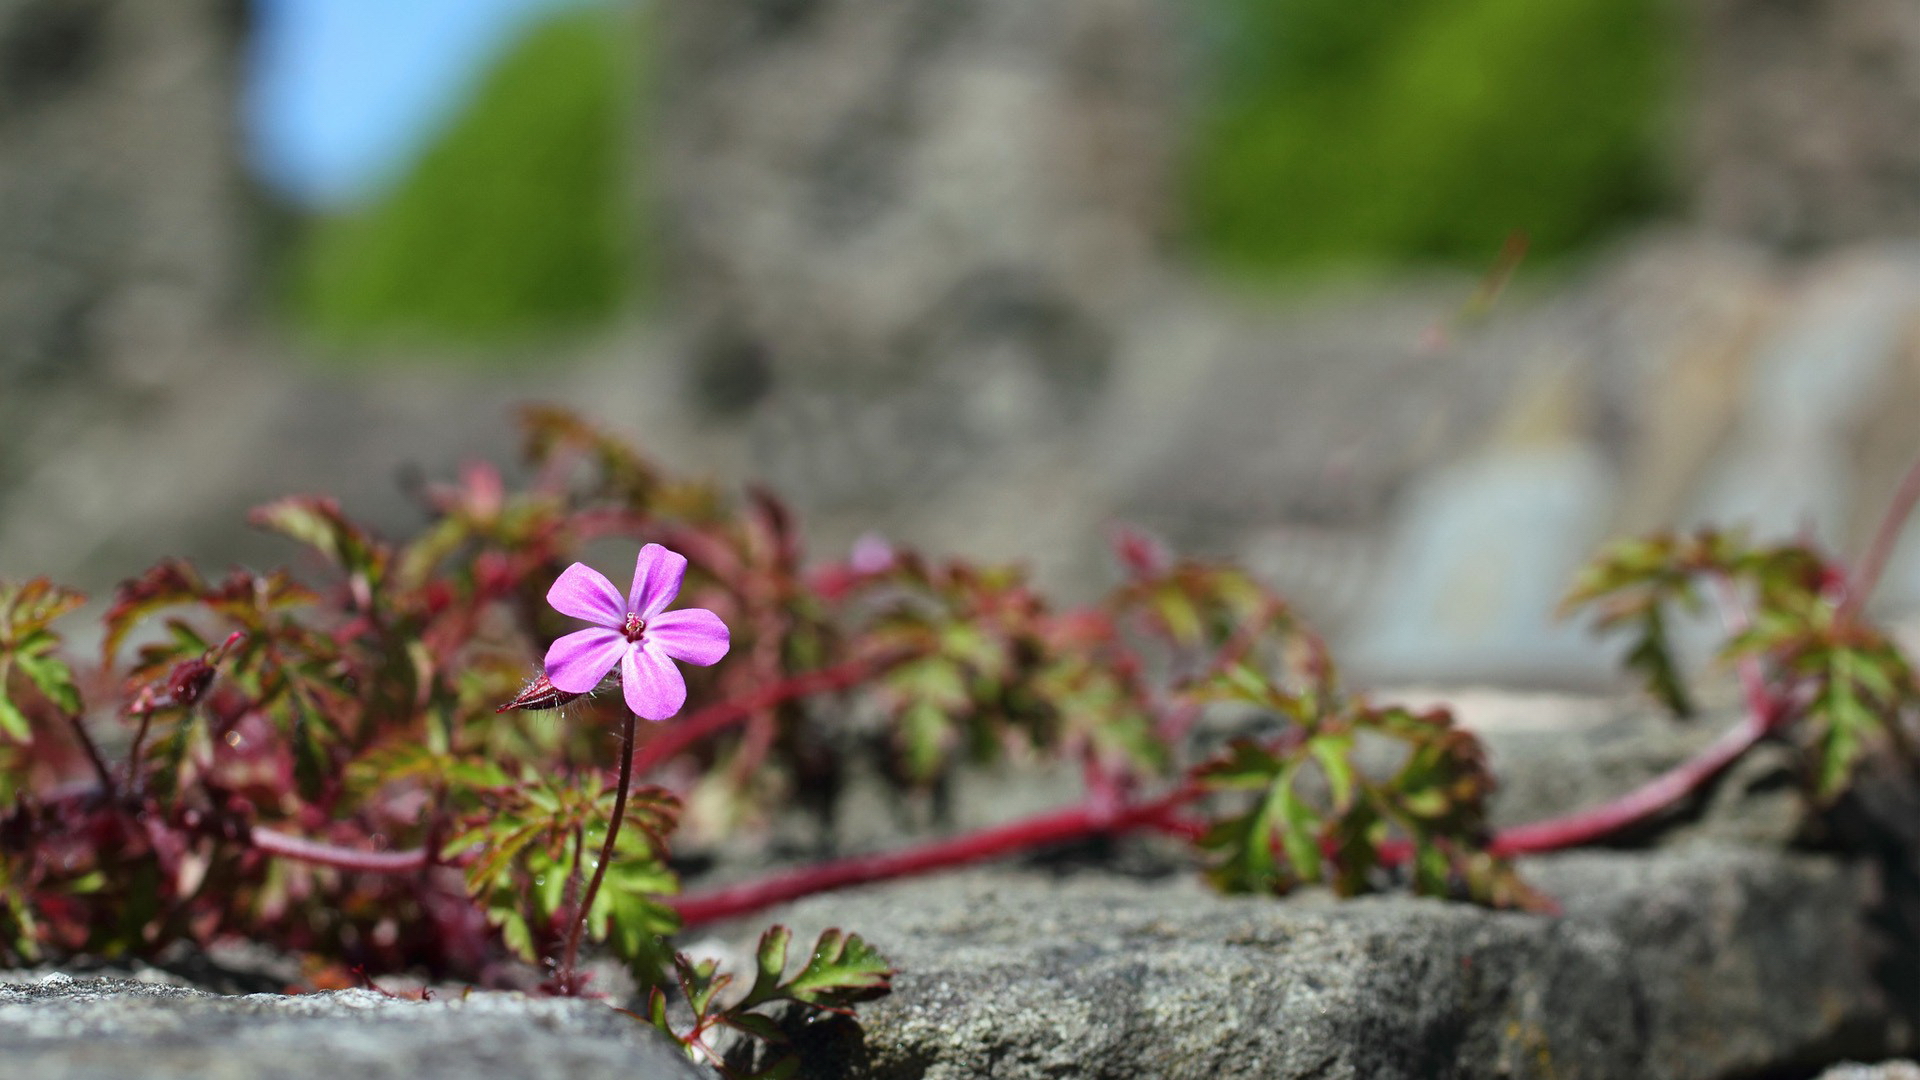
248 826 430 873
670 787 1197 928
1840 447 1920 627
1485 711 1767 856
247 621 1799 927
252 689 1782 919
627 654 898 775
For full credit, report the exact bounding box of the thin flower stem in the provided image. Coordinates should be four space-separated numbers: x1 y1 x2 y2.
559 712 636 992
1840 447 1920 627
121 710 156 793
65 714 115 798
240 661 903 879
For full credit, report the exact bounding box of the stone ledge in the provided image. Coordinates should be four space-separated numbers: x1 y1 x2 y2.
0 976 707 1080
748 845 1915 1080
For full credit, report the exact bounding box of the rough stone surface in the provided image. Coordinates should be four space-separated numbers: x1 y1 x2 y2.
1688 0 1920 248
0 0 244 386
0 975 710 1080
656 0 1178 507
750 848 1913 1080
1821 1064 1920 1080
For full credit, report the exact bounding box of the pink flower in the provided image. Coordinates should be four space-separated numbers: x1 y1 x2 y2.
543 544 730 721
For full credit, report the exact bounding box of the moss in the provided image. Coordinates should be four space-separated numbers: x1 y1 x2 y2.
288 7 636 347
1190 0 1675 274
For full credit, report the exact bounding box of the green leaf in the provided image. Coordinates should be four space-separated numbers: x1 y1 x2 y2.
15 650 80 715
498 910 535 963
102 561 207 665
248 496 387 585
779 929 894 1010
1623 605 1692 718
733 925 893 1016
1192 685 1536 909
1308 733 1356 810
0 684 30 743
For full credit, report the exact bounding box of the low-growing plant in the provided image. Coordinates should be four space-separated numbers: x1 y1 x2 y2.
3 405 1917 1073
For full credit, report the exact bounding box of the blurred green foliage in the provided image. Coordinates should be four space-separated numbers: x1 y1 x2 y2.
290 0 1674 343
1191 0 1675 273
289 8 635 345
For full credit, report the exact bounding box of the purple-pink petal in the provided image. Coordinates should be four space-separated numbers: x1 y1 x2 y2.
628 544 688 620
547 563 627 627
647 608 730 666
623 643 687 721
544 628 629 693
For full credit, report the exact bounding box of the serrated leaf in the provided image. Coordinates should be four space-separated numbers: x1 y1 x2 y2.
781 929 893 1009
720 1010 789 1046
1624 606 1693 718
15 651 80 715
102 560 208 665
0 683 31 743
248 496 386 583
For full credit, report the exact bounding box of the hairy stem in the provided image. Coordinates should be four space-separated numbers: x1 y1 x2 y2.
559 712 635 991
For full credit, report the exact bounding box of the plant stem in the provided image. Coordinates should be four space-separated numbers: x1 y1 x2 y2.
247 826 431 872
252 653 1798 927
1840 446 1920 627
121 710 155 793
627 654 899 775
240 661 900 879
65 714 115 798
558 712 636 992
1484 713 1767 856
671 787 1196 928
674 668 1797 924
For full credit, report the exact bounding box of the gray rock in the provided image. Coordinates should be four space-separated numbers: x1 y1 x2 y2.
0 0 244 386
1687 0 1920 248
750 847 1913 1080
0 975 710 1080
655 0 1178 506
1347 445 1615 686
1821 1064 1920 1080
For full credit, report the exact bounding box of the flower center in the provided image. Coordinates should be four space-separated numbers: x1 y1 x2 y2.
622 613 647 643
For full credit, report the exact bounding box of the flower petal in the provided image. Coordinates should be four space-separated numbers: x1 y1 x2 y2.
646 608 730 666
544 628 628 693
628 544 689 620
623 643 687 721
547 562 627 627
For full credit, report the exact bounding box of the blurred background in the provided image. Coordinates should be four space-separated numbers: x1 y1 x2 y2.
1 0 1917 686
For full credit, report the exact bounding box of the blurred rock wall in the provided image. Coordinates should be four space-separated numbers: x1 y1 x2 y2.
655 0 1180 508
1689 0 1920 248
2 0 1920 690
0 0 245 388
